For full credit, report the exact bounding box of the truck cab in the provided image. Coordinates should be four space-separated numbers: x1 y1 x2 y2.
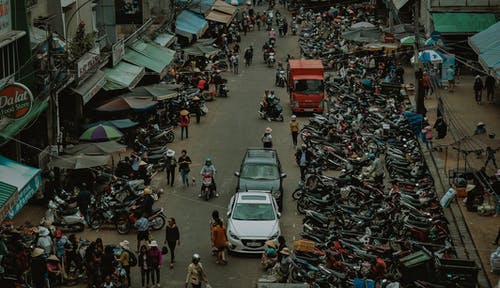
288 59 325 113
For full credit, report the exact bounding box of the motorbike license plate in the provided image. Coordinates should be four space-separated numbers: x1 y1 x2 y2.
246 241 261 247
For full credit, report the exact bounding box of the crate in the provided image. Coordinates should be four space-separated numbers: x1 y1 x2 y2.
435 258 479 286
399 251 433 283
454 186 467 197
293 239 315 253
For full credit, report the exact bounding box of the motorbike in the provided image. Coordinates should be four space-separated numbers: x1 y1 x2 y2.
201 172 216 201
137 126 175 145
259 102 284 122
267 52 276 68
276 69 286 87
41 199 85 232
219 79 229 97
116 205 166 234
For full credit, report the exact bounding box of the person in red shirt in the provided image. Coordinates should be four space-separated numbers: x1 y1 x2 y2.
179 110 190 140
197 78 207 91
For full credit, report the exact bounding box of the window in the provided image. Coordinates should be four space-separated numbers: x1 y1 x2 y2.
294 79 324 94
0 42 20 83
232 203 275 221
240 164 279 180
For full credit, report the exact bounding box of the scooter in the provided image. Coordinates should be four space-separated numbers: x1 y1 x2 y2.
267 52 276 68
41 200 85 232
276 69 286 87
201 172 216 201
259 102 284 122
116 206 166 234
219 80 229 97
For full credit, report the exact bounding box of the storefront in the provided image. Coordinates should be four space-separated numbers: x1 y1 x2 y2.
103 61 146 91
0 155 42 220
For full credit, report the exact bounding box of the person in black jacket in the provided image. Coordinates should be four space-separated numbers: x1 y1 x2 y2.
473 75 484 104
31 248 47 288
295 144 313 180
485 73 496 103
142 188 154 216
164 217 181 269
138 245 151 287
77 183 92 223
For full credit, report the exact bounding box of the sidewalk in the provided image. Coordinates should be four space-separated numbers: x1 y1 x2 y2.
423 74 500 287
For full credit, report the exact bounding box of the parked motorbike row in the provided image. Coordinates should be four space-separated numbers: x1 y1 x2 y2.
260 66 463 287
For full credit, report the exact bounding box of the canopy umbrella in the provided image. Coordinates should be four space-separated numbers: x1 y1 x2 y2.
96 96 158 113
64 141 127 155
47 154 111 169
80 124 123 142
410 50 443 64
350 22 375 29
400 35 415 46
82 119 139 130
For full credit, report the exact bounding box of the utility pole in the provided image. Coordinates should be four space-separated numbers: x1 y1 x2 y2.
47 24 61 154
413 0 425 115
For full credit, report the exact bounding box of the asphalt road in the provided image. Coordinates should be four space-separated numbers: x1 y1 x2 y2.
142 7 305 288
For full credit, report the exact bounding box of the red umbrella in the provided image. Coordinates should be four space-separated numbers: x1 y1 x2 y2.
96 96 158 112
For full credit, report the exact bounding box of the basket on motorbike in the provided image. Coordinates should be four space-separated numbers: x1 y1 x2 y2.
399 250 433 283
435 258 479 287
293 239 315 253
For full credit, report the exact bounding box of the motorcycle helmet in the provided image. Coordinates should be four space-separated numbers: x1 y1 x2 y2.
477 122 485 127
166 149 175 158
192 253 201 263
38 227 50 237
143 188 152 195
291 115 297 120
368 153 375 160
205 158 212 165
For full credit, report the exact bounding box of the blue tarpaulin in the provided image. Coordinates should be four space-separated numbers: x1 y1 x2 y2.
176 0 214 14
175 11 208 40
0 156 41 219
468 22 500 79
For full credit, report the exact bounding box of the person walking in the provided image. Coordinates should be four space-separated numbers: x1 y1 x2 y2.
135 213 149 253
473 75 484 104
192 96 202 124
289 115 299 147
178 150 192 187
422 71 432 97
148 241 162 287
262 127 273 148
295 144 312 180
31 248 48 288
179 110 190 140
164 217 180 269
165 149 177 187
185 254 209 288
211 218 228 265
77 183 92 224
485 73 496 103
118 240 131 287
231 53 239 74
485 146 498 170
447 65 455 92
138 245 151 288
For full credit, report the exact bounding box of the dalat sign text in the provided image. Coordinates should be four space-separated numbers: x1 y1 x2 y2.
0 83 34 119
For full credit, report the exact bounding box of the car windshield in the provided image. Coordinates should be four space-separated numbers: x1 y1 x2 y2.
240 164 279 180
294 80 323 94
232 203 275 220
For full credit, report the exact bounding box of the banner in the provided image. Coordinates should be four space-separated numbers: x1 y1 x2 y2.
115 0 143 25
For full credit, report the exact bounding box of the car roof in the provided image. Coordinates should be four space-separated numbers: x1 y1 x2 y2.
243 148 279 165
235 192 272 203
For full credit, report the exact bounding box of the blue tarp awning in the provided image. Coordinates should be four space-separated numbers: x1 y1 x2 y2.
0 156 41 219
175 10 208 40
468 22 500 79
176 0 214 14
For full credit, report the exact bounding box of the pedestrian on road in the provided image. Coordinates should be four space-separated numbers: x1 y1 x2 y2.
474 122 487 135
36 226 53 256
31 248 48 288
295 144 312 180
231 53 239 74
164 217 180 269
118 240 131 287
185 254 209 288
212 218 228 265
148 241 162 287
473 75 484 104
165 149 177 187
434 116 447 139
262 127 273 148
192 96 202 123
490 172 500 217
485 73 496 103
289 115 299 147
179 110 190 140
100 245 115 279
447 65 455 92
485 146 498 170
135 213 150 253
209 210 223 255
422 71 432 97
178 150 192 187
77 183 92 224
138 244 151 287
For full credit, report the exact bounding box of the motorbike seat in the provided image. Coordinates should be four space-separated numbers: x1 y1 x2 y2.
149 208 162 216
58 207 79 215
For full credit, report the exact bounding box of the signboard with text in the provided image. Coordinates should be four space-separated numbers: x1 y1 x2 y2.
77 46 101 79
115 0 144 25
0 0 11 36
0 83 34 120
112 39 125 66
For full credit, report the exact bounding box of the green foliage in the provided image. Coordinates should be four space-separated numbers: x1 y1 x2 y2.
68 22 96 61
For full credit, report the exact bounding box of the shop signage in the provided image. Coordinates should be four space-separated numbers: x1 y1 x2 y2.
0 185 18 222
0 83 34 120
0 0 11 36
77 46 101 79
112 39 125 66
82 76 106 104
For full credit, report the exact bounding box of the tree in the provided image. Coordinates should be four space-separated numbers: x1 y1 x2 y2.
69 21 95 60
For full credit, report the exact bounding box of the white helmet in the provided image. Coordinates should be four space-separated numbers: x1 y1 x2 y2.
166 149 175 158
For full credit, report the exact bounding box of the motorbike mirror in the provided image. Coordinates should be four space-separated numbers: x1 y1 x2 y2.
234 171 240 177
280 173 287 178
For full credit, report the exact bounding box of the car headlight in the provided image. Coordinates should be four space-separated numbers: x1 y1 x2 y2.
228 230 239 240
270 231 280 239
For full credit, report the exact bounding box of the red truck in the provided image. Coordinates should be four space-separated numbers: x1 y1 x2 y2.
288 59 325 113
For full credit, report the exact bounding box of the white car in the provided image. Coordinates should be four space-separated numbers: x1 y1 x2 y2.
226 191 281 254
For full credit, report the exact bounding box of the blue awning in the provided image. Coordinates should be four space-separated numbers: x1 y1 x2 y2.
0 156 41 219
177 0 215 14
175 10 208 40
468 22 500 79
